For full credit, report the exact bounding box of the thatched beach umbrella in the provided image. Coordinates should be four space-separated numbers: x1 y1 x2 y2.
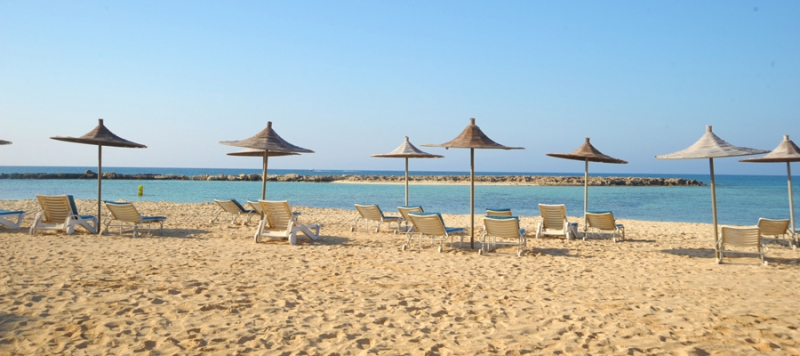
0 140 11 145
51 119 147 233
547 137 628 233
220 121 313 200
371 136 443 206
656 125 768 258
422 118 524 248
740 135 800 248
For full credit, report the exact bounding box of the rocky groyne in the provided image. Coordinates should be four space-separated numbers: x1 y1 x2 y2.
0 171 704 186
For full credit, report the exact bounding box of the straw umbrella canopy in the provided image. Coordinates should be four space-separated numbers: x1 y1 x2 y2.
740 135 800 248
546 137 628 233
371 136 443 206
656 125 768 257
219 121 313 200
51 118 147 233
0 140 11 145
422 118 524 248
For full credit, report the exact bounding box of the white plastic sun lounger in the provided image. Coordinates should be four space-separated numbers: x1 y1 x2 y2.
103 201 166 237
30 195 97 235
757 218 791 247
211 199 256 225
535 204 577 240
351 204 402 233
478 215 526 256
716 226 768 266
397 206 423 232
403 212 465 253
584 211 625 243
254 200 321 245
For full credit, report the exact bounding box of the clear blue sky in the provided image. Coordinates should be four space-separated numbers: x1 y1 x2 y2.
1 1 798 175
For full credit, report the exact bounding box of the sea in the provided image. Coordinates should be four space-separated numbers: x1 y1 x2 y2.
1 166 797 225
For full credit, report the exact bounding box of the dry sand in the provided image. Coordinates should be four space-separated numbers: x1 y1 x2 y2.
1 199 799 355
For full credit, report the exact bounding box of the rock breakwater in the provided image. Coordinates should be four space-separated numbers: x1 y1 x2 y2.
0 172 704 186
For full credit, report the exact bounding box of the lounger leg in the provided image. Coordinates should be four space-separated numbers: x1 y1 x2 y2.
254 218 268 243
210 210 222 224
29 212 44 235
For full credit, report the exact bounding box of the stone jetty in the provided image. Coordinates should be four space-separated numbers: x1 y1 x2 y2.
0 172 704 186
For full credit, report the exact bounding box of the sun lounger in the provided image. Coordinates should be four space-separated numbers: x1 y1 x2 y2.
478 215 526 256
757 218 791 247
716 226 768 265
351 204 402 233
103 201 166 237
397 206 423 232
535 204 577 240
0 210 25 229
403 212 465 252
30 195 97 235
254 200 321 245
248 200 264 215
584 211 625 242
211 199 255 225
486 208 513 216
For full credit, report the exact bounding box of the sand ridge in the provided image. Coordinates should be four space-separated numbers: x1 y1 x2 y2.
1 199 799 355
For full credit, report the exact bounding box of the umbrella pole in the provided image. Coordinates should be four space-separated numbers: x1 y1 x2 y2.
710 158 719 259
470 148 475 249
405 157 409 206
97 145 102 234
788 162 796 248
262 152 269 201
583 158 589 234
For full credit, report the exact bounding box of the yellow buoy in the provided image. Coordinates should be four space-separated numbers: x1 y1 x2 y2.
138 185 143 196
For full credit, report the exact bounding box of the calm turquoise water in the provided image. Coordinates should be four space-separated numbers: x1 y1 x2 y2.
1 166 797 225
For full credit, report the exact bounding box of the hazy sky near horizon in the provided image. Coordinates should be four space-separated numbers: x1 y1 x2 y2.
1 1 798 175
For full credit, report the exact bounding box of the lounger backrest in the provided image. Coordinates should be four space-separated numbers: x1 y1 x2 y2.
104 202 142 223
408 212 446 235
586 212 616 230
36 195 72 223
539 204 567 230
260 200 293 230
486 208 513 216
484 216 521 239
398 206 423 221
355 204 383 221
757 218 790 236
247 201 263 214
231 199 250 213
215 199 241 214
720 226 761 247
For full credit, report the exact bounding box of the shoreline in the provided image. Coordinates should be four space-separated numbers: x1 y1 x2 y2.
0 172 705 186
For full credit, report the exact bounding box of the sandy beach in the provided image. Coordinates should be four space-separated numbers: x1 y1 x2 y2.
1 198 799 355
